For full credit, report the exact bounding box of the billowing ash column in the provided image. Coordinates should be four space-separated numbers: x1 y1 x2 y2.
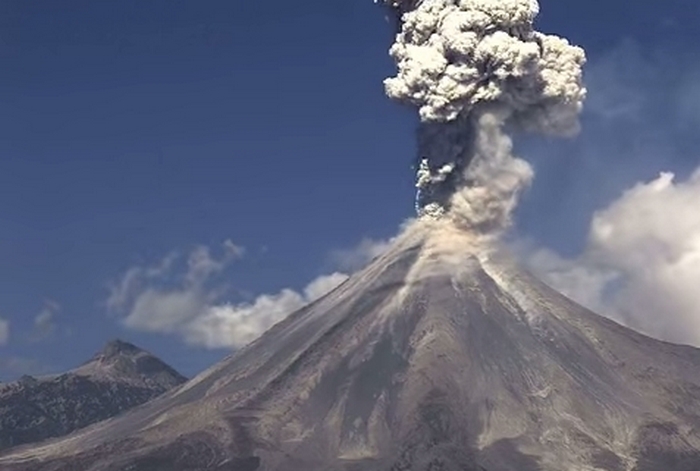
382 0 586 233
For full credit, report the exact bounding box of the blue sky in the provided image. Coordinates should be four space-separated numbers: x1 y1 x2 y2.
1 0 699 380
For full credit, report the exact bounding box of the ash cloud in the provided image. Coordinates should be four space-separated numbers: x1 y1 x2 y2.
383 0 586 232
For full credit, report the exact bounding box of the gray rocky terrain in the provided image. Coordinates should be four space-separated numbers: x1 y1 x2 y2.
0 339 186 451
3 223 700 470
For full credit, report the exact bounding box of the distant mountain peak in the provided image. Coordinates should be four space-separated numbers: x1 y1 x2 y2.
75 340 186 389
0 339 186 452
98 338 142 358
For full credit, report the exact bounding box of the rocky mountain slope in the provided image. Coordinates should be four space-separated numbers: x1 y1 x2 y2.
0 339 186 451
3 223 700 470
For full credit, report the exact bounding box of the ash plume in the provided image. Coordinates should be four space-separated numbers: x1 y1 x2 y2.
383 0 586 233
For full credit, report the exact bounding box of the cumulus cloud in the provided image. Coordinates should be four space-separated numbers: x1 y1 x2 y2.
109 238 357 350
0 318 9 345
184 232 413 348
184 233 405 349
109 231 403 350
124 288 210 333
523 168 700 346
184 272 348 349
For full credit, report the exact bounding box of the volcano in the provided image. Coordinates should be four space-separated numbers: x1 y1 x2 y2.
3 223 700 471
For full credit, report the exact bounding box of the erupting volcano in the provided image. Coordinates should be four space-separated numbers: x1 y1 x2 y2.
4 223 700 470
3 1 700 470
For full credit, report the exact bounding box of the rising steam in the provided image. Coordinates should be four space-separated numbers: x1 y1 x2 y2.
383 0 586 232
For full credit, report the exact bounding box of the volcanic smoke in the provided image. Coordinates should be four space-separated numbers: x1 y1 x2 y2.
383 0 586 234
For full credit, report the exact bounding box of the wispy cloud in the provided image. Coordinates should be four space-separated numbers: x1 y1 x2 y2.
106 251 180 313
107 240 245 336
0 318 9 346
109 234 394 350
30 300 61 342
181 233 398 349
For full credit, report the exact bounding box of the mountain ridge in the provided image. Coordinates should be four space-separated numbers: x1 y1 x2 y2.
0 338 187 452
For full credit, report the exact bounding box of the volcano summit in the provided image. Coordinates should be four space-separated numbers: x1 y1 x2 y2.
3 222 700 470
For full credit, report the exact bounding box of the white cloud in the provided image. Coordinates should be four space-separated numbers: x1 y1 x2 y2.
0 318 9 345
183 272 348 349
109 232 394 350
303 272 349 301
524 168 700 346
520 246 618 317
186 240 245 286
108 240 244 337
108 237 350 350
105 251 179 312
106 239 245 318
183 233 400 350
184 233 399 349
124 288 207 333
